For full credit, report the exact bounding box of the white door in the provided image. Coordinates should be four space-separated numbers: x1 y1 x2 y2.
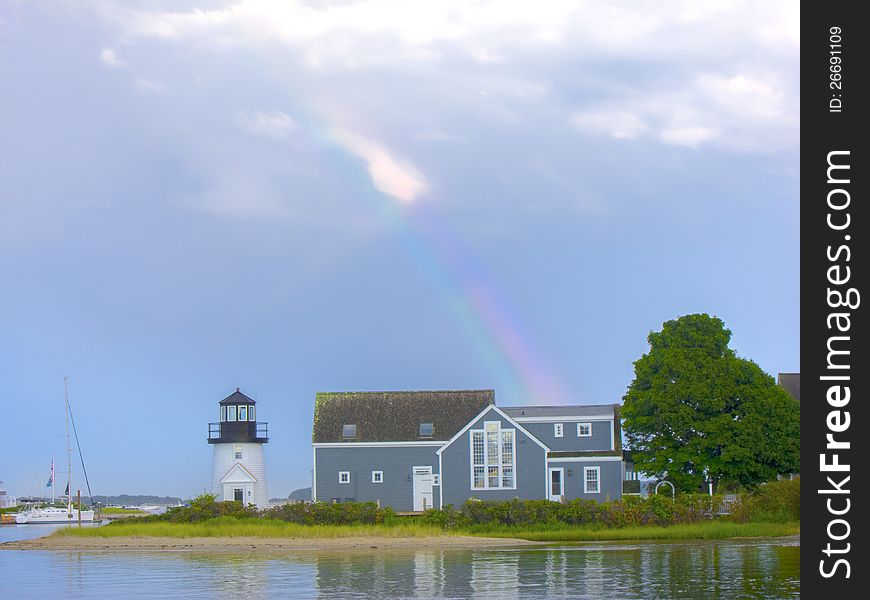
548 467 564 501
413 466 434 511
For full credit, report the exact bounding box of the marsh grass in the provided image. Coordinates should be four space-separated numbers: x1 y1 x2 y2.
53 516 798 542
53 517 450 539
464 520 800 541
100 508 147 515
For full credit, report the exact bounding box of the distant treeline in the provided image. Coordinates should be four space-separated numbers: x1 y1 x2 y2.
91 494 183 506
268 488 312 503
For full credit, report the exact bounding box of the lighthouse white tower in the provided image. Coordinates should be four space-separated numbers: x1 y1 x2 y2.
208 389 269 508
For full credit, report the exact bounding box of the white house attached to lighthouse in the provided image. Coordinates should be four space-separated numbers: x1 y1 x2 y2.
208 389 269 508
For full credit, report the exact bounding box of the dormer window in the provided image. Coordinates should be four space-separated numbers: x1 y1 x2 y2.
238 405 248 421
342 424 356 439
419 422 433 438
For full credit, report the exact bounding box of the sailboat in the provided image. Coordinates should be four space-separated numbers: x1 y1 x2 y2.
16 378 95 524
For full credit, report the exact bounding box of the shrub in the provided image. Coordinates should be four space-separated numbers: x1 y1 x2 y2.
747 477 800 522
158 494 258 523
446 495 725 529
421 505 465 529
261 501 395 525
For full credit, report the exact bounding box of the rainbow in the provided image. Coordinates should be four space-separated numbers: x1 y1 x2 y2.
298 102 570 405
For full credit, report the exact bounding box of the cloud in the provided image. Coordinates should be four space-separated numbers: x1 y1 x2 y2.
570 111 649 140
331 128 427 204
100 47 125 67
134 78 166 94
659 126 719 148
570 72 794 152
414 129 466 143
240 110 298 138
87 0 797 154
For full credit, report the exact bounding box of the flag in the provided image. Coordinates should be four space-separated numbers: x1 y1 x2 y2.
45 458 54 488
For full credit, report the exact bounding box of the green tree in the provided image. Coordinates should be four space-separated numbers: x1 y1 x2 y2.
622 314 799 493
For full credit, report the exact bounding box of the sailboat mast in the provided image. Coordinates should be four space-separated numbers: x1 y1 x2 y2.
65 376 72 514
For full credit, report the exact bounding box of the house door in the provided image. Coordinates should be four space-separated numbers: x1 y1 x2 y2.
233 488 244 502
412 466 434 511
548 468 564 501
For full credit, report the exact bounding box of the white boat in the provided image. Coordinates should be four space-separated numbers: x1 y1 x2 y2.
16 377 96 525
15 505 95 524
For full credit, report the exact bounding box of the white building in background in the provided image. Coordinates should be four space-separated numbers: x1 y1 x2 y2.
207 389 269 508
0 483 16 508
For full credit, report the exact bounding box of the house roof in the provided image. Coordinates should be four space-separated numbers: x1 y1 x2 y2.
436 403 550 455
312 390 495 443
219 389 257 406
777 373 800 403
501 404 618 418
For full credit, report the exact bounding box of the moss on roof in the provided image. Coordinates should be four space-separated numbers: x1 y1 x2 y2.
312 390 495 443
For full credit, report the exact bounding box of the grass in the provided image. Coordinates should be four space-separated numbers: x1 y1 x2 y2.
463 520 800 542
100 507 147 515
52 517 799 542
52 517 450 539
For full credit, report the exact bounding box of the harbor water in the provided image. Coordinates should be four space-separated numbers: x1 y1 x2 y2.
0 526 799 599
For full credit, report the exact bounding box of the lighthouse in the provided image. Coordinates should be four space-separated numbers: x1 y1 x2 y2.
208 389 269 507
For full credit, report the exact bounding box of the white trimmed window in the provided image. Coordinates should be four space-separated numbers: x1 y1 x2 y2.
339 471 351 484
234 444 242 460
584 466 600 493
470 421 516 490
372 471 383 483
220 406 227 422
238 405 248 421
227 405 237 421
577 422 592 437
248 406 256 421
554 423 563 438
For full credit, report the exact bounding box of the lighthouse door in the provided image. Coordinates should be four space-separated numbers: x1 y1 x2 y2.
233 488 244 502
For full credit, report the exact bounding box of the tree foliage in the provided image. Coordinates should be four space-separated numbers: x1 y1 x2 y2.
622 314 800 492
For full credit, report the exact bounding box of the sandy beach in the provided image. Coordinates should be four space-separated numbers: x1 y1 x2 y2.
2 534 542 553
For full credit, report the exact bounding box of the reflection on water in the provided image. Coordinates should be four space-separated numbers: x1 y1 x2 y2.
0 537 799 599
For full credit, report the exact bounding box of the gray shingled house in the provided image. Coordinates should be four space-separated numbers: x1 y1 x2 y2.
312 390 627 511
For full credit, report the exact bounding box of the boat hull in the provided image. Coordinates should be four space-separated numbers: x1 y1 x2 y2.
15 509 96 524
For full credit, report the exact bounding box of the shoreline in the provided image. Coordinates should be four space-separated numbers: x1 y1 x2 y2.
1 533 800 553
1 534 544 553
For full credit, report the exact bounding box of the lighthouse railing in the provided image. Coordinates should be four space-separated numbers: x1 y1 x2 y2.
207 421 269 442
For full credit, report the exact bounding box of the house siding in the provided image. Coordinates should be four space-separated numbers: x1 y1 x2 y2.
440 407 547 507
314 445 441 511
521 420 613 452
548 460 622 501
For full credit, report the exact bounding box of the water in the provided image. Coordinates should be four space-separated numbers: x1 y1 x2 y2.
0 528 799 599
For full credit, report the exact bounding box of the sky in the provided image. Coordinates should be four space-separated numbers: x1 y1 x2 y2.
0 0 799 499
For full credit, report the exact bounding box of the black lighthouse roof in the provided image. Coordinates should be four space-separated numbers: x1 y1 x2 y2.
209 388 267 444
219 388 257 406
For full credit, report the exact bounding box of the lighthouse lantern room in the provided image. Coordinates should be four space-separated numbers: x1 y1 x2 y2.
208 389 269 507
